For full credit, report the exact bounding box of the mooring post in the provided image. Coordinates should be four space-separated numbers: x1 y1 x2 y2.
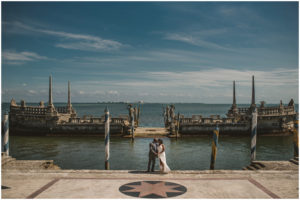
210 125 219 170
251 108 258 162
104 106 110 170
137 104 140 127
131 114 135 141
3 113 9 156
176 112 180 139
293 116 298 158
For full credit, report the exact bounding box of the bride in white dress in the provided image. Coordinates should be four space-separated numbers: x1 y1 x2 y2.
157 139 171 173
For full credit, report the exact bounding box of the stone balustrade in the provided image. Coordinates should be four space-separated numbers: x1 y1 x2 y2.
180 116 243 125
111 118 123 124
56 106 68 114
258 106 295 116
238 107 249 114
67 117 125 125
10 106 48 115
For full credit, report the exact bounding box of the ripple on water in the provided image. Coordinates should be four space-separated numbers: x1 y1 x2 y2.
9 134 293 170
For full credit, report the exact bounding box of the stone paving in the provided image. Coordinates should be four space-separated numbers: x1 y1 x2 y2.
1 169 298 199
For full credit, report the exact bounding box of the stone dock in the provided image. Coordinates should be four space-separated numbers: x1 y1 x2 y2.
2 155 298 199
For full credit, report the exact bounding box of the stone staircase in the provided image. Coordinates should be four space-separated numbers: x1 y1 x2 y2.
2 153 60 170
1 154 16 166
242 162 266 170
242 159 298 171
289 157 298 165
125 127 170 137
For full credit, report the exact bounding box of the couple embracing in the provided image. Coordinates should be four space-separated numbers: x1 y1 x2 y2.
147 138 170 173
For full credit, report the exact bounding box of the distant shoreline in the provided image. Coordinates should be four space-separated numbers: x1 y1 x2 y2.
2 102 298 105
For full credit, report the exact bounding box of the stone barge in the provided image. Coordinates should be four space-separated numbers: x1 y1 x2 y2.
165 76 297 136
9 76 133 136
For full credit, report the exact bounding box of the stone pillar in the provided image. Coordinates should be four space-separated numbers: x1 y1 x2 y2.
233 80 236 107
48 76 53 107
231 81 238 115
67 81 72 113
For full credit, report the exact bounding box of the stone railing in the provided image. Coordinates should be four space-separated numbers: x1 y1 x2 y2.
180 117 242 125
10 106 48 115
283 106 296 113
238 107 249 114
68 117 125 125
258 106 295 116
56 106 68 114
258 108 279 115
111 118 124 124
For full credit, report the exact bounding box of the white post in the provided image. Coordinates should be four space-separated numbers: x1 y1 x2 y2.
251 108 257 161
104 106 110 169
3 113 9 156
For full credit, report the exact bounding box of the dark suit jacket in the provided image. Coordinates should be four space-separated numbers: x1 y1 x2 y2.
149 142 157 158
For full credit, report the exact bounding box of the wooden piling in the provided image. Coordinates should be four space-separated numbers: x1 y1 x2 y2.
131 115 135 141
176 112 180 139
210 125 219 170
293 116 298 158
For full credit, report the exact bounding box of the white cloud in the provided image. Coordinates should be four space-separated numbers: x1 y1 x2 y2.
110 68 298 90
5 21 123 52
28 90 37 94
107 90 119 95
164 33 234 51
2 50 48 65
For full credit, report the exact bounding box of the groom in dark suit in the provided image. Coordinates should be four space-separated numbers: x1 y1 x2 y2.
147 138 158 172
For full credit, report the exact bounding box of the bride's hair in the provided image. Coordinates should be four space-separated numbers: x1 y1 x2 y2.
158 139 163 144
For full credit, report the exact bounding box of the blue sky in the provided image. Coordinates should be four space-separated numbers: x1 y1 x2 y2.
1 2 298 103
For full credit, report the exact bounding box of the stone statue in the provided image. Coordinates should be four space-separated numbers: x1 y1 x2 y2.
21 100 26 107
134 106 138 124
165 105 169 123
288 99 294 107
39 101 45 107
170 105 175 121
127 104 134 122
10 98 17 106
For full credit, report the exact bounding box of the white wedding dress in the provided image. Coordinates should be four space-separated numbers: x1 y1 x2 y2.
157 144 171 173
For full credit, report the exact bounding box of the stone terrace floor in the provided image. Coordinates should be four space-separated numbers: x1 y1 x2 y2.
1 169 298 199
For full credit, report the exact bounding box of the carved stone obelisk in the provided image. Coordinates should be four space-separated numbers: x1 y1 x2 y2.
67 81 72 113
48 75 55 113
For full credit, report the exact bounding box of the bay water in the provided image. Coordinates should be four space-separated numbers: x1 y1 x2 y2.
1 103 296 170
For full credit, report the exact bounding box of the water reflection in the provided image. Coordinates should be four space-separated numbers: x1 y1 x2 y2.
10 135 293 170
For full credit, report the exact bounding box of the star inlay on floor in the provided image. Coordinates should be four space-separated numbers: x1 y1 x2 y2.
119 181 187 198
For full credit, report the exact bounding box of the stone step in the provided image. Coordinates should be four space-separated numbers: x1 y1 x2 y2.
253 162 266 168
250 163 261 170
294 157 298 161
135 128 169 133
131 127 170 137
3 160 60 170
289 159 299 165
1 156 16 166
246 165 256 170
